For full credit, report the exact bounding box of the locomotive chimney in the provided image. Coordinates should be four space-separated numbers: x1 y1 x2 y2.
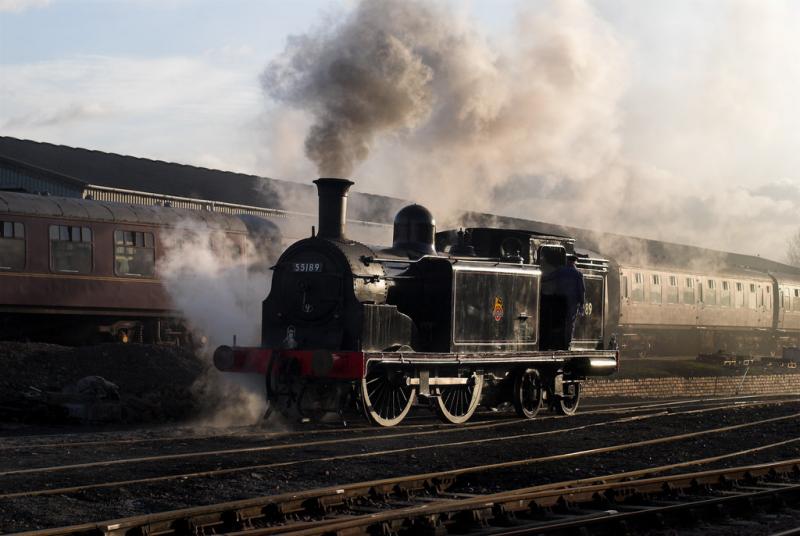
313 178 354 240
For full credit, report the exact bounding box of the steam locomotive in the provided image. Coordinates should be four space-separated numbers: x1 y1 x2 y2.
214 179 618 426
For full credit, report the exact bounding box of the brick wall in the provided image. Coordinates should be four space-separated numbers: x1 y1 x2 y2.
583 374 800 399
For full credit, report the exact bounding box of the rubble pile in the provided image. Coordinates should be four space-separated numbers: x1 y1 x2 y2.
0 342 208 424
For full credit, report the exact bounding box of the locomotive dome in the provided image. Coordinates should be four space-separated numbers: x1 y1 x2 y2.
392 204 436 256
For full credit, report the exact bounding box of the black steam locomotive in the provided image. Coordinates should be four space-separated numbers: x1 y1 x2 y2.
214 179 618 426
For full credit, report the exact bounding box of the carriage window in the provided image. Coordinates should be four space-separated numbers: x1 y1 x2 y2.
794 289 800 311
720 281 731 307
50 225 92 273
735 282 745 307
210 233 244 263
705 279 717 305
0 220 25 271
114 230 155 277
765 287 772 310
622 275 629 299
631 272 644 302
683 277 695 304
748 284 758 309
666 275 679 303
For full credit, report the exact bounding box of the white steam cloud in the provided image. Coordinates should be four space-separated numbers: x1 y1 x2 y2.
262 0 800 262
158 221 273 426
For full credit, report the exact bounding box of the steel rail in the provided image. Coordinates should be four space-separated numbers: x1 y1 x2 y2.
4 395 796 476
0 409 674 498
0 393 790 452
10 412 800 535
771 528 800 536
271 458 800 536
1 401 792 499
226 435 800 536
2 399 787 499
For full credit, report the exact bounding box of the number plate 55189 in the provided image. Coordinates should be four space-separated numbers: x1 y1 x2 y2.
293 263 322 272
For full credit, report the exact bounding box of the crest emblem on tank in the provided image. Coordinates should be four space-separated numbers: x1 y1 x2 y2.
493 296 504 322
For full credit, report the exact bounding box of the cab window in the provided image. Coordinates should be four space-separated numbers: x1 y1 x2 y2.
50 224 92 273
114 230 155 277
0 220 25 271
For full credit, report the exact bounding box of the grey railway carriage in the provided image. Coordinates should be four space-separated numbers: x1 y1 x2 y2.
214 178 618 427
613 263 800 358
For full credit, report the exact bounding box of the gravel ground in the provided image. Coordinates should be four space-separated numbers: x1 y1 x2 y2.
2 399 800 532
1 340 799 534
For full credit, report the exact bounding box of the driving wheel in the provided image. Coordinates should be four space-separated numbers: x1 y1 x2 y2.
555 382 581 416
434 373 483 424
360 364 416 427
513 368 543 419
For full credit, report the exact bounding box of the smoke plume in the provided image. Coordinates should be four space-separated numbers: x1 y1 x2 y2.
262 2 435 177
262 0 800 262
262 0 626 222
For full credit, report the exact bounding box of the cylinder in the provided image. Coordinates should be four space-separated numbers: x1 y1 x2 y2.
314 178 354 240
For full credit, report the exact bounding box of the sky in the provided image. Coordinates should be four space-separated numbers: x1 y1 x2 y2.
1 0 799 262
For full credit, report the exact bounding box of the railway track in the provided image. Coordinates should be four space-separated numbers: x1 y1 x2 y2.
8 401 800 534
15 445 800 535
271 458 800 536
2 399 796 501
0 393 790 452
0 394 792 460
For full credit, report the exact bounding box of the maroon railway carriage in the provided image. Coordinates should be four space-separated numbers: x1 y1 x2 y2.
0 191 276 344
214 179 618 426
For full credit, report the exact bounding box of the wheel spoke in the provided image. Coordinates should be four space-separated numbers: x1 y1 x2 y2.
434 375 482 424
361 366 415 427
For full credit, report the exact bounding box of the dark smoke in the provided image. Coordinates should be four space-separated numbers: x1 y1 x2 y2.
262 1 434 176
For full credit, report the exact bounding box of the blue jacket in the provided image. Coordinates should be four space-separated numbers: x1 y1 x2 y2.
545 265 585 318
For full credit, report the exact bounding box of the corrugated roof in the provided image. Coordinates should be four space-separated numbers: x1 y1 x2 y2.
0 136 291 209
0 137 406 221
0 190 248 231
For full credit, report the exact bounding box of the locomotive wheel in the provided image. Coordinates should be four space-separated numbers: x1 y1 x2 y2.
434 373 483 424
360 364 416 427
512 368 543 419
555 383 581 416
